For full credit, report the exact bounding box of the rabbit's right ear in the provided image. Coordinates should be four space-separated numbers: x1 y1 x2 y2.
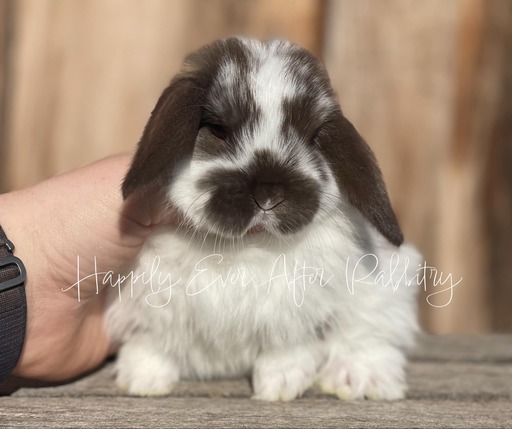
122 76 205 199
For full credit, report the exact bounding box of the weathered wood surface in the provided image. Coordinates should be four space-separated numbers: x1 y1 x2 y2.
1 335 511 428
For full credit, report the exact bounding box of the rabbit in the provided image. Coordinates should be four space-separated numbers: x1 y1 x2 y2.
106 37 422 401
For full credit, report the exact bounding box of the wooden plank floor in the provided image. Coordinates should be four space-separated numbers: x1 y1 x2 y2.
1 335 511 428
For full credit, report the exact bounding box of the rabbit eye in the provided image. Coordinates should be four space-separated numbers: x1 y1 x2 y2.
202 122 227 140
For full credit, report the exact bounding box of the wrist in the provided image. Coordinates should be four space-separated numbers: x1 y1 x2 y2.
0 189 50 378
1 183 110 381
0 221 27 383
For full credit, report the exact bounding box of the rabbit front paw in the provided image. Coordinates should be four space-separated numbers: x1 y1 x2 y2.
115 341 179 397
316 345 407 400
252 346 324 401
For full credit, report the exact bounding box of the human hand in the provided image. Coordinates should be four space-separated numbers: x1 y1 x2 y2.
0 154 170 381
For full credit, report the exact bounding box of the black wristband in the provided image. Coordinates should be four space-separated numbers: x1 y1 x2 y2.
0 225 27 383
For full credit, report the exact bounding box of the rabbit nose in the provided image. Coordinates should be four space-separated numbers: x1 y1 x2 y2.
251 182 285 211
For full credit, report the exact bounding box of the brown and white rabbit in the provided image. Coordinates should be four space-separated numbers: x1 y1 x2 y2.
107 37 421 401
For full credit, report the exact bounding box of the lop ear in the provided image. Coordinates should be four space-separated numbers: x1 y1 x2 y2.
122 76 205 199
320 111 404 246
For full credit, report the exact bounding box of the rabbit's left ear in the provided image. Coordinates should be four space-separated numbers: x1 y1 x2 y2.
320 111 404 246
122 76 205 199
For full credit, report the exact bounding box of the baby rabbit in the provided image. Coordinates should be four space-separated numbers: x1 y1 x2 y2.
107 37 421 401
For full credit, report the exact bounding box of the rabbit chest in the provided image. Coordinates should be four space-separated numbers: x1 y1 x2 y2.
107 224 347 377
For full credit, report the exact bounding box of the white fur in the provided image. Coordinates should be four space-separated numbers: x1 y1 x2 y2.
107 218 420 399
106 38 421 400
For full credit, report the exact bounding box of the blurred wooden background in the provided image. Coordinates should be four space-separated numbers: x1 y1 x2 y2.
0 0 511 333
